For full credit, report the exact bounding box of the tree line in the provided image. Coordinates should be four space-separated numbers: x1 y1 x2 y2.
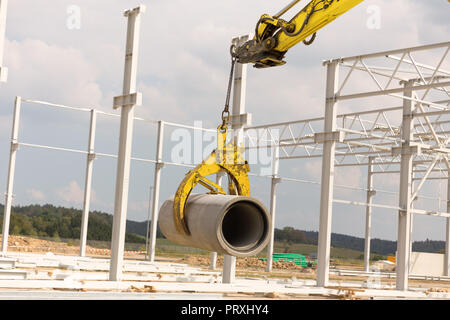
274 227 445 256
0 204 146 243
0 204 446 255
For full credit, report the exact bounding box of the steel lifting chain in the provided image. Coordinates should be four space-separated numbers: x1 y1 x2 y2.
221 45 238 131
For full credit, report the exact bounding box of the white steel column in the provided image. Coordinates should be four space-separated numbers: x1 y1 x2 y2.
364 156 375 272
231 36 250 146
210 172 225 270
148 121 165 262
266 146 280 273
0 0 8 82
446 217 450 277
222 34 251 284
410 172 416 259
144 186 154 260
1 96 21 254
109 6 145 281
80 109 97 257
316 61 339 287
396 80 415 291
445 171 450 276
222 255 236 283
210 252 218 270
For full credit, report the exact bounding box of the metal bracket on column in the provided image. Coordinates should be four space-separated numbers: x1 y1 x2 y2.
10 142 18 152
368 189 377 197
392 143 430 156
87 153 97 161
272 177 282 185
113 92 143 109
314 130 345 144
322 58 344 66
231 113 252 129
402 114 414 121
399 208 408 217
124 5 146 17
325 95 338 104
155 162 165 170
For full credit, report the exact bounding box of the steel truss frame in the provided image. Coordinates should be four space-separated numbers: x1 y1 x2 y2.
243 41 450 290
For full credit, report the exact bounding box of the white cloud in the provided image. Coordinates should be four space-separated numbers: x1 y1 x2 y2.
128 200 151 213
335 167 363 193
56 181 85 204
137 82 188 123
4 39 102 107
303 160 362 188
304 160 322 180
27 189 46 201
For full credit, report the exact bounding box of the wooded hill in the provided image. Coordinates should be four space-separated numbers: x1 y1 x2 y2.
0 204 445 255
0 204 149 243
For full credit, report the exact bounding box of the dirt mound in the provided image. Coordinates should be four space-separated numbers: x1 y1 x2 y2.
1 235 312 273
1 235 102 255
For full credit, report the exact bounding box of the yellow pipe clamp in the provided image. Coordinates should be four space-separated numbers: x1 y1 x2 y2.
173 125 250 236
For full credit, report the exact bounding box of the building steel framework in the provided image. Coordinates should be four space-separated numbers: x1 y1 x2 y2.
243 41 450 290
0 8 448 291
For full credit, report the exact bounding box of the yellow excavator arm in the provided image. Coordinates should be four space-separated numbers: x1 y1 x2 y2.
234 0 364 68
172 0 364 236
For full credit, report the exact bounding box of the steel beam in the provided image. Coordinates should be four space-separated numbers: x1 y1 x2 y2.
148 121 165 262
266 146 281 273
231 34 251 145
222 34 251 284
364 157 375 272
316 61 339 287
446 171 450 276
109 5 145 281
1 96 21 254
336 81 450 102
222 255 236 284
396 80 415 291
144 186 154 260
326 41 450 65
209 252 218 270
80 109 97 257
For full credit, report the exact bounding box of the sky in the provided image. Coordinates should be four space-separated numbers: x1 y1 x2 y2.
0 0 449 242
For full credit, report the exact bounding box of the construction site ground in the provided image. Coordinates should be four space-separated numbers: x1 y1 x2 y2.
1 235 450 300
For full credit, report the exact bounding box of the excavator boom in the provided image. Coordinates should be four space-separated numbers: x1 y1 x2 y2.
234 0 364 68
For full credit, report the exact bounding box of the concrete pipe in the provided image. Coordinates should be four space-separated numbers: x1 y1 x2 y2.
158 194 271 257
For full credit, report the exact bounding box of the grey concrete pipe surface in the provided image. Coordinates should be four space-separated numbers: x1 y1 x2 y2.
158 194 271 257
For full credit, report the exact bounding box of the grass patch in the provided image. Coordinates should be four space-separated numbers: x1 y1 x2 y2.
154 238 367 263
272 241 364 260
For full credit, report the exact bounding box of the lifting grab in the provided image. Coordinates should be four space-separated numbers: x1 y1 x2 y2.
172 53 251 237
